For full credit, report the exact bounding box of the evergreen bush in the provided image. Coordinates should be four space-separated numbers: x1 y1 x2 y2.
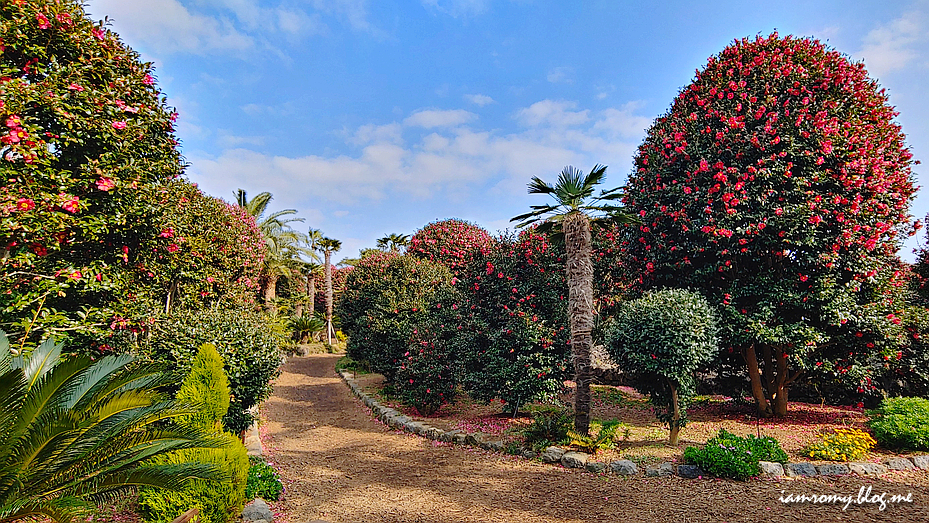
867 397 929 450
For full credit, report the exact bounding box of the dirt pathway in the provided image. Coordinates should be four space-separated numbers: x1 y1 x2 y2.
262 354 928 523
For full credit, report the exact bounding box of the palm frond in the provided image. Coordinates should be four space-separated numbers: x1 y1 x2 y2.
527 176 555 195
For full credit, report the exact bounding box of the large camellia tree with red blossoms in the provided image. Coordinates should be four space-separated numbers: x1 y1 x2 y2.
623 33 918 417
0 0 185 348
408 218 496 277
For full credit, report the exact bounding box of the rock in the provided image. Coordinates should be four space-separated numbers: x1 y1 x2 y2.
676 464 705 479
586 461 607 473
561 451 588 469
245 437 262 457
404 421 426 434
645 462 674 477
884 457 915 471
848 462 887 475
521 449 537 459
425 428 442 440
911 455 929 470
816 463 850 476
452 433 467 445
464 433 485 446
784 463 818 477
242 499 273 523
440 429 461 443
610 460 638 476
540 446 566 464
758 461 785 477
484 440 505 452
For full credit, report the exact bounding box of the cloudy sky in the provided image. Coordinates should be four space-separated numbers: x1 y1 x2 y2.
83 0 929 262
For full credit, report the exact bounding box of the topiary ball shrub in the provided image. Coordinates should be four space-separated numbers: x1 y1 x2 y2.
684 429 788 480
408 218 495 276
139 344 249 523
605 288 719 444
623 32 918 417
337 252 455 383
867 397 929 451
139 309 285 435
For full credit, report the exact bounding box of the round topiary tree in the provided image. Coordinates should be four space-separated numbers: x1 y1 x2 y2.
623 33 918 416
337 252 455 382
605 288 719 444
408 218 495 276
0 0 184 347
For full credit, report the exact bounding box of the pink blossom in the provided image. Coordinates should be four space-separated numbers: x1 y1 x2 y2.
36 13 50 29
96 177 115 191
60 195 80 214
15 198 35 211
112 121 127 130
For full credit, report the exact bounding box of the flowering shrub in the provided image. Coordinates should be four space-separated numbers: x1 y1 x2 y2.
408 218 495 276
245 456 284 502
139 309 285 434
337 252 455 382
0 0 185 347
684 429 788 480
805 428 875 461
456 228 572 411
605 289 719 443
623 33 918 416
867 396 929 450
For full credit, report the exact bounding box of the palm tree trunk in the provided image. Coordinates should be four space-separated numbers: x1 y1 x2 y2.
308 275 316 316
563 211 594 436
263 274 279 315
325 252 333 345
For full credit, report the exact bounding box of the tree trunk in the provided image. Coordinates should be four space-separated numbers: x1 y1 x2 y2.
325 253 333 345
743 344 772 417
563 212 594 436
668 378 681 445
263 274 279 315
308 275 316 317
743 343 793 417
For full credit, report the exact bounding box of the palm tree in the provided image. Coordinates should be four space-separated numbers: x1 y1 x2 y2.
0 332 221 523
511 164 634 435
317 237 342 345
376 233 410 252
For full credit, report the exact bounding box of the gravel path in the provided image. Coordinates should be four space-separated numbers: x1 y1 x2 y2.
263 354 928 523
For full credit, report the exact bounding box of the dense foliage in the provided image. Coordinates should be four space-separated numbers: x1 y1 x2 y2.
139 344 248 523
408 219 495 276
0 0 185 347
804 428 875 461
605 289 718 442
140 309 284 434
338 252 455 382
457 229 572 411
245 456 284 502
867 396 929 450
684 429 788 480
0 331 220 523
623 33 918 416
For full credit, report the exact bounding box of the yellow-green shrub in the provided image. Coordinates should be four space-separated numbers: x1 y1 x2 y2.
805 428 876 461
139 344 249 523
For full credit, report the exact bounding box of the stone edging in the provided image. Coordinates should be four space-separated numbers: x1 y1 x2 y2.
339 370 929 479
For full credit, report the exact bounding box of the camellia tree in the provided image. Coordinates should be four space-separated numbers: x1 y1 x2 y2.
623 33 918 416
0 0 183 347
408 218 495 277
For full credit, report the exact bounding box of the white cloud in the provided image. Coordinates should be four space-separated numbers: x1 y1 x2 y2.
86 0 253 54
858 7 928 77
515 100 589 127
187 99 650 210
464 93 495 106
403 109 477 128
546 67 573 84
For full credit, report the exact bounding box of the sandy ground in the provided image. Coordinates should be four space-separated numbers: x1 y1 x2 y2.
262 354 929 523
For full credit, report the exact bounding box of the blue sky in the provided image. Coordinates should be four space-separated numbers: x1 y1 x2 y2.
83 0 929 263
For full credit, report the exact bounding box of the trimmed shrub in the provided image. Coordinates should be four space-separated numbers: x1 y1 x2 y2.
139 309 285 434
337 253 454 383
605 289 718 443
623 32 918 417
805 428 876 461
408 218 495 276
867 397 929 450
139 344 249 523
245 456 284 502
684 429 788 480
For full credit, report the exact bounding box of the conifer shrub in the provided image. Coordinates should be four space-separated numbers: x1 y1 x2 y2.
139 344 249 523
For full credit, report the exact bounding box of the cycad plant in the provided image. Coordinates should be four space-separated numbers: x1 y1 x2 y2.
0 332 222 523
511 164 634 435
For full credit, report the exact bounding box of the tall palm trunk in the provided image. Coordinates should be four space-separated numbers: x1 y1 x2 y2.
263 274 279 315
563 211 594 435
325 252 334 344
308 274 316 317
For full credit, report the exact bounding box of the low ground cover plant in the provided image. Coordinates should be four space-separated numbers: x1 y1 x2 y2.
245 457 284 502
684 429 788 480
567 420 624 454
805 428 876 461
867 397 929 451
522 408 573 450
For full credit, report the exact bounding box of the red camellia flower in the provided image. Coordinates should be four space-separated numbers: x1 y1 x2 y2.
15 198 35 211
96 177 116 191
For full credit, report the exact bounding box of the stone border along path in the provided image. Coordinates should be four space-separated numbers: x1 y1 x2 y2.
340 370 929 480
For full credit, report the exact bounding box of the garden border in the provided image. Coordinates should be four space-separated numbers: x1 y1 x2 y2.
339 370 929 480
